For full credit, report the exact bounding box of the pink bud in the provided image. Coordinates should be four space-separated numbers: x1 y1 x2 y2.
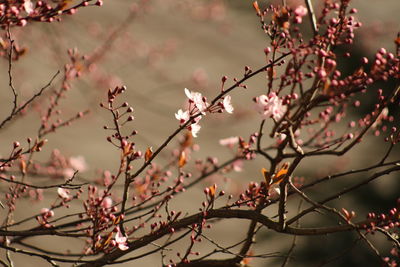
379 48 387 54
349 8 357 14
13 141 20 148
361 57 368 64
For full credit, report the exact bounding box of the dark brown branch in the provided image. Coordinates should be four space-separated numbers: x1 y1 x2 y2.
78 208 375 267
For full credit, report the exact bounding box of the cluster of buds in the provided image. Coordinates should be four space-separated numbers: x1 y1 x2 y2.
101 86 142 164
0 0 102 28
83 185 124 253
36 208 55 228
363 203 400 233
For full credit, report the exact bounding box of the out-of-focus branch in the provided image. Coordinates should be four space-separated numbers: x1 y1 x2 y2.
305 0 318 36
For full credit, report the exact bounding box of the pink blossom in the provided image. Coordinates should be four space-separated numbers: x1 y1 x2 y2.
57 188 71 200
255 92 287 120
219 136 239 147
40 208 54 218
24 0 34 15
189 122 201 138
222 95 234 113
63 168 75 180
184 88 209 114
115 227 129 251
101 197 113 209
232 160 243 172
69 156 88 172
294 5 308 17
175 109 190 124
185 115 203 138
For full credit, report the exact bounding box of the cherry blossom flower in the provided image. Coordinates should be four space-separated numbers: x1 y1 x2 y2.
184 88 209 114
63 168 75 180
40 208 54 218
69 156 88 172
255 92 287 121
222 95 234 113
115 227 129 251
57 187 71 200
294 5 308 24
189 122 201 138
232 159 243 172
101 197 113 209
24 0 34 15
294 5 308 17
219 136 239 147
175 109 190 124
175 108 203 137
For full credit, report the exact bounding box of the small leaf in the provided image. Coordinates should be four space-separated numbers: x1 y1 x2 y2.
180 132 193 149
272 162 290 185
19 159 27 175
261 168 271 186
103 232 113 247
145 147 153 162
323 78 331 95
178 151 187 168
113 215 123 225
252 1 261 15
122 142 133 157
208 184 217 198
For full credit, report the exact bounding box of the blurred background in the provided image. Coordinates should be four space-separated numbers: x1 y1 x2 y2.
0 0 399 266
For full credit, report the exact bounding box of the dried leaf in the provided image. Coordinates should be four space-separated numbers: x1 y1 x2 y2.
113 215 123 225
122 142 133 157
208 184 217 198
272 162 290 185
19 159 27 175
261 168 271 186
104 232 113 246
267 67 276 80
252 1 261 15
178 151 187 168
323 78 331 95
145 147 153 162
181 132 193 149
58 0 73 10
